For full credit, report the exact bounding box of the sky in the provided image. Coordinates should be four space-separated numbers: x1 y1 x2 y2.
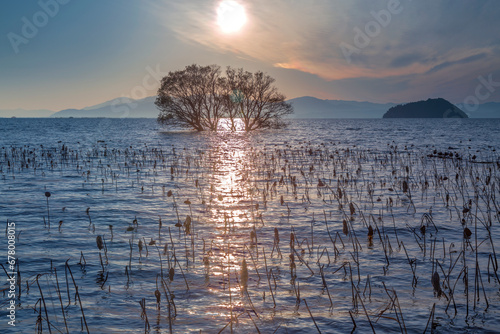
1 0 500 111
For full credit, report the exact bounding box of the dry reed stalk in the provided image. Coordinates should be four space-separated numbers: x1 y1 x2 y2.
35 274 52 334
240 258 248 290
293 247 315 276
155 245 165 278
349 310 357 332
303 298 322 333
170 249 189 291
160 277 176 333
363 274 372 300
382 282 407 333
227 243 233 334
445 266 465 316
65 260 89 333
244 245 261 280
139 298 151 333
262 247 276 308
319 265 333 309
217 312 244 334
423 303 436 333
246 310 262 334
353 286 376 334
45 191 51 228
401 241 418 287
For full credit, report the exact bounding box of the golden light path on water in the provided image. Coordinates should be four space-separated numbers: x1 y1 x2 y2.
205 118 255 318
196 118 349 326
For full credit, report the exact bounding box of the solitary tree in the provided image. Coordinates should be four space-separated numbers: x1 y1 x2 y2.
156 64 293 131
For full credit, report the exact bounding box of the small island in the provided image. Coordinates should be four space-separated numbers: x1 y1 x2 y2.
383 98 469 118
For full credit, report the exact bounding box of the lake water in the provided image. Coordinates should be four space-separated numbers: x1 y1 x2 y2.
1 118 499 333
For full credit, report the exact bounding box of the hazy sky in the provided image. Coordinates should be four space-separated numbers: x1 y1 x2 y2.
1 0 500 111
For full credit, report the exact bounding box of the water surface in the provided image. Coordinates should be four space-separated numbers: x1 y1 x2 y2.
0 118 499 333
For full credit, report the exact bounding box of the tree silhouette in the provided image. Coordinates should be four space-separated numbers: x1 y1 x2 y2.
226 67 293 131
156 64 293 131
156 64 226 131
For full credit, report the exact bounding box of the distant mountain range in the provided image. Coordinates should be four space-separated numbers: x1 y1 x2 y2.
51 96 158 118
1 96 499 118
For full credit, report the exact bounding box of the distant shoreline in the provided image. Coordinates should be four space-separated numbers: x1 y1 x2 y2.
2 96 499 118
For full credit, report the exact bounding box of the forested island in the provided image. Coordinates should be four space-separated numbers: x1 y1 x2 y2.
383 98 469 118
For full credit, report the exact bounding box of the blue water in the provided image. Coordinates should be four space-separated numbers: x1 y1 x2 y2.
0 118 499 333
1 118 500 151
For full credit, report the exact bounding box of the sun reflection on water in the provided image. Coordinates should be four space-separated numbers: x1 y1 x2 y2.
202 127 259 321
217 117 245 132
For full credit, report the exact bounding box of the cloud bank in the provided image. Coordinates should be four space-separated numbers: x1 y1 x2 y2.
155 0 500 102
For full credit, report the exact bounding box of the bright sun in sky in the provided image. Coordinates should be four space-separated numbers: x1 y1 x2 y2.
217 0 247 34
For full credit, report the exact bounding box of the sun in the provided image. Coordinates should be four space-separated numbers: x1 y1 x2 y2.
217 1 247 34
